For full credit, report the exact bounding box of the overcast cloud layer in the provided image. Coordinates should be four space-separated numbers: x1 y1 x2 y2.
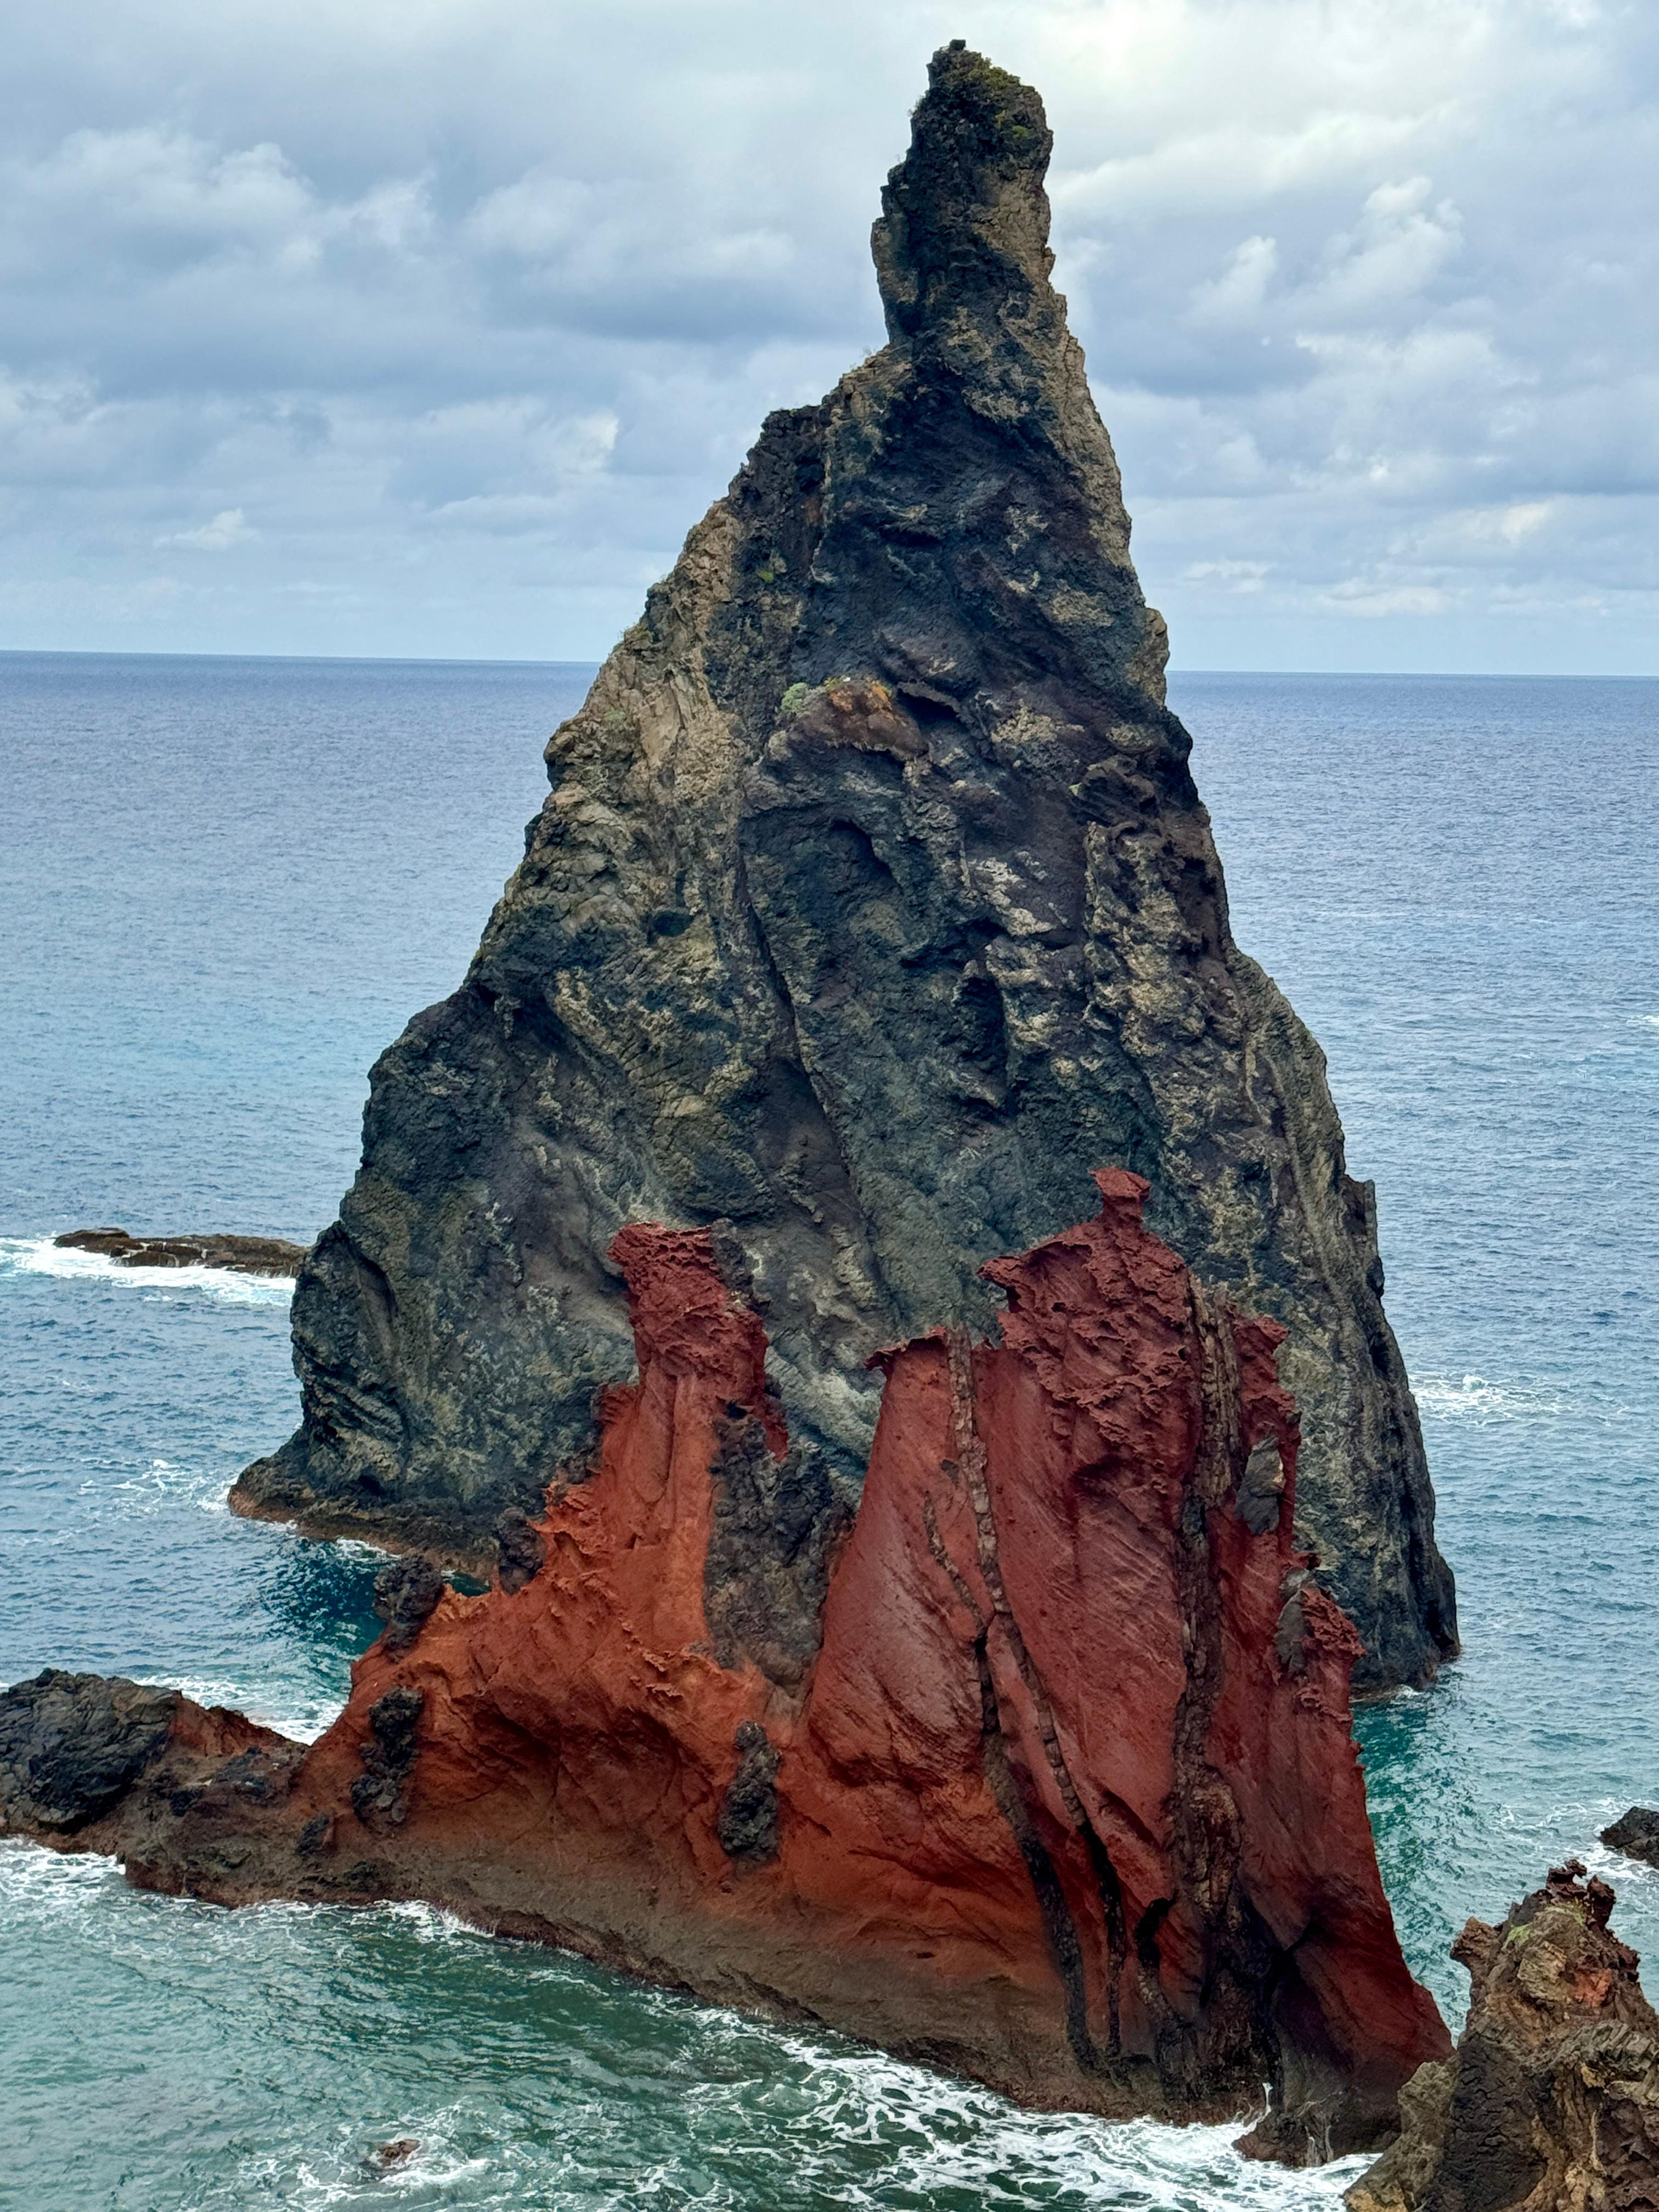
2 0 1655 669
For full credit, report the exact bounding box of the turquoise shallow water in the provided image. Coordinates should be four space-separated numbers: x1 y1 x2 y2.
1 654 1656 2208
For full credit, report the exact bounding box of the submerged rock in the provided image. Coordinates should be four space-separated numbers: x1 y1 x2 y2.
230 42 1454 1692
1346 1860 1659 2211
0 1176 1449 2159
55 1228 308 1279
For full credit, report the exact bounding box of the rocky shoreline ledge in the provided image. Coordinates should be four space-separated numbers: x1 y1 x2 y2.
55 1228 309 1279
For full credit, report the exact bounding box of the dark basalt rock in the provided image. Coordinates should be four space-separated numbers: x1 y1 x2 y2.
715 1720 781 1864
229 41 1455 1692
373 1556 445 1653
56 1228 308 1278
0 1670 301 1872
704 1409 851 1688
493 1508 547 1595
348 1686 424 1829
1602 1806 1659 1869
1347 1861 1659 2211
0 1669 180 1834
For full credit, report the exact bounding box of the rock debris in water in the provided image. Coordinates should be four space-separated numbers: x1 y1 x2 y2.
231 40 1456 1696
54 1227 309 1278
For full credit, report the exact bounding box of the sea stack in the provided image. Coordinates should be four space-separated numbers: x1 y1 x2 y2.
230 43 1454 1692
1346 1861 1659 2209
2 1176 1450 2158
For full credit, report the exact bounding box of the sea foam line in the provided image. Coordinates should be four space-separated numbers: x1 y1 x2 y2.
0 1235 295 1307
1414 1373 1566 1424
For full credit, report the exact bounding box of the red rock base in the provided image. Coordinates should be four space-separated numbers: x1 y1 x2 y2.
0 1171 1447 2160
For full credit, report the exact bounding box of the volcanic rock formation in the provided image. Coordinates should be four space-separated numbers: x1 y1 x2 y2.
1346 1861 1659 2211
230 43 1455 1691
2 1175 1448 2159
57 1228 308 1278
1602 1809 1659 1872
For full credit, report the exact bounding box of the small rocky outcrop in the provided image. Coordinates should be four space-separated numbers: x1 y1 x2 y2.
1602 1808 1659 1870
56 1228 308 1278
0 1669 300 1855
230 41 1455 1693
1 1176 1448 2159
1347 1861 1659 2211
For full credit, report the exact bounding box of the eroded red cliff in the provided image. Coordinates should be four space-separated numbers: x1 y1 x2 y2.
0 1171 1446 2158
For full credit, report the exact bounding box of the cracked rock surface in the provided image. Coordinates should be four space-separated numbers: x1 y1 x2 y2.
230 42 1454 1691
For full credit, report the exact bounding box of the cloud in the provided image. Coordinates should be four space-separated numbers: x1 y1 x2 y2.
0 0 1655 667
156 506 257 549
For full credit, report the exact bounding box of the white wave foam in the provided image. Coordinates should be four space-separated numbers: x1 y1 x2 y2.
0 1836 123 1918
383 1899 493 1944
83 1456 232 1517
0 1235 294 1306
126 1672 346 1745
1414 1373 1565 1424
250 2112 493 2208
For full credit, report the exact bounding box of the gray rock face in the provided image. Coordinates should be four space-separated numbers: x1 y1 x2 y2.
233 43 1456 1689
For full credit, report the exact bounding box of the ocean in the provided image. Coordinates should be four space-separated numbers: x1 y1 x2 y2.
2 651 1655 2209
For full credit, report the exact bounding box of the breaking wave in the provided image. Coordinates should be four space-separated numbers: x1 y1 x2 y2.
0 1235 295 1307
1413 1373 1566 1424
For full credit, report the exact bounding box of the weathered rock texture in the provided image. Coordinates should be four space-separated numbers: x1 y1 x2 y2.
58 1228 308 1279
1347 1861 1659 2211
230 42 1455 1689
1601 1810 1659 1872
4 1177 1448 2158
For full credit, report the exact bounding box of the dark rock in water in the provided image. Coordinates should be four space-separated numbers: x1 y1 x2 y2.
368 2140 419 2172
1602 1805 1659 1869
56 1227 308 1279
0 1670 182 1834
0 1670 299 1855
1346 1859 1659 2210
227 42 1454 1692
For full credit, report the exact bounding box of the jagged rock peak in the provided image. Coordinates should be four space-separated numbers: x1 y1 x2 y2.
233 44 1455 1695
874 43 1055 340
873 43 1142 620
1347 1861 1659 2210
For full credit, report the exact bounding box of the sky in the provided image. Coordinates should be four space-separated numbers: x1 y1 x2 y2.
2 0 1655 672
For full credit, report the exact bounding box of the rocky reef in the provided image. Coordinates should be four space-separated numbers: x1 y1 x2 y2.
231 41 1455 1691
1347 1861 1659 2210
57 1228 308 1278
1 1175 1448 2158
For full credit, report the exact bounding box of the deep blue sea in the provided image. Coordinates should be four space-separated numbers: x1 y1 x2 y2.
2 652 1655 2210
